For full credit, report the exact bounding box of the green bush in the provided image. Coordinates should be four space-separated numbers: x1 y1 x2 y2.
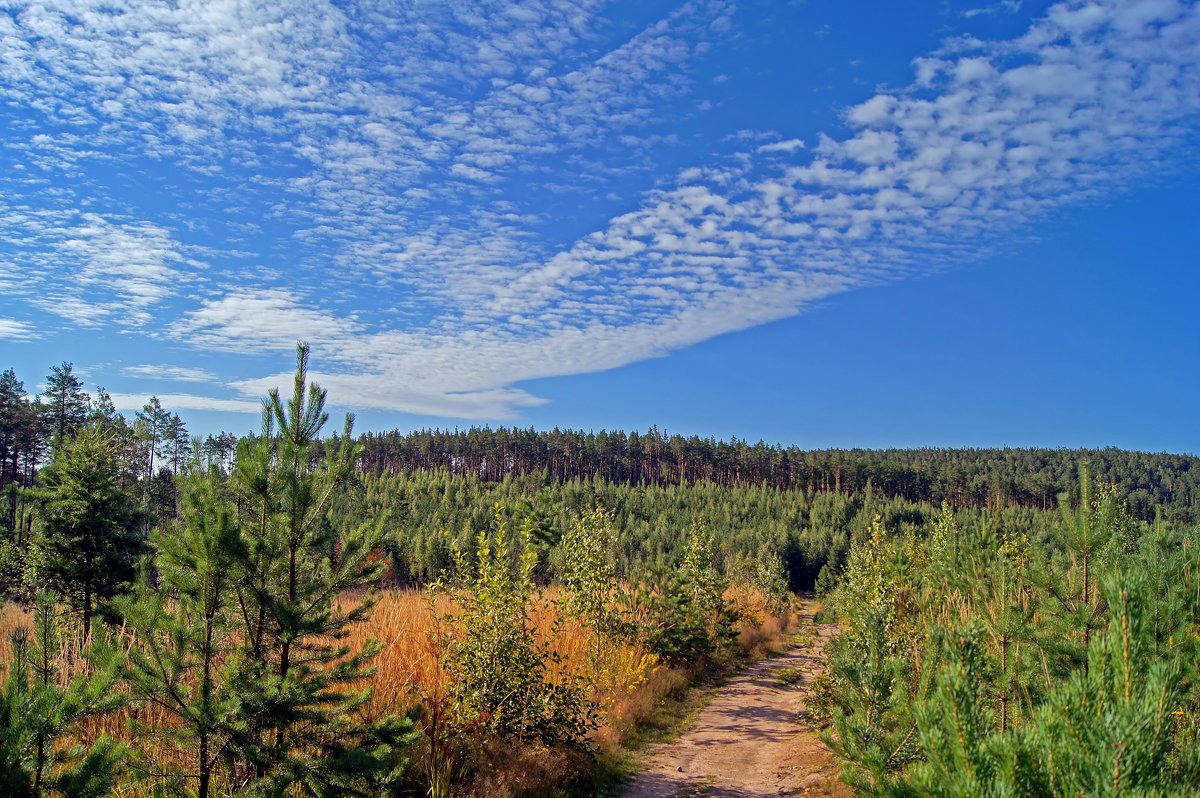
436 505 596 746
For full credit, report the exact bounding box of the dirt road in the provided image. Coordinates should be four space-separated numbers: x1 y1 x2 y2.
621 611 848 798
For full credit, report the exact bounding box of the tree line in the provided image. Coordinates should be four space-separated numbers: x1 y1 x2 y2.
0 363 239 545
358 426 1200 522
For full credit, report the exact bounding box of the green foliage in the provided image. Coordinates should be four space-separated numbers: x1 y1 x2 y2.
776 667 802 687
821 520 927 792
40 363 88 446
218 343 415 795
625 566 718 665
899 625 1011 798
625 519 738 666
0 534 43 603
34 421 144 637
0 591 125 798
820 466 1200 797
107 345 418 796
731 550 791 615
556 505 630 686
113 457 244 798
359 427 1200 524
0 367 42 537
1022 571 1195 796
556 506 621 633
896 571 1200 797
680 518 725 620
436 504 595 746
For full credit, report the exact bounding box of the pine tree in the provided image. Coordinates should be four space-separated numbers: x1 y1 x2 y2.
1036 465 1115 678
0 369 27 501
41 364 88 445
821 517 928 793
35 422 144 640
899 570 1200 797
134 396 172 524
114 458 243 798
225 343 416 794
0 591 125 798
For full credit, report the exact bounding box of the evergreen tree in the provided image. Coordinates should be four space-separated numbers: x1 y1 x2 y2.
1035 466 1117 678
0 368 27 493
1 369 36 534
821 520 926 793
134 396 171 505
41 363 88 444
115 459 243 798
898 571 1200 797
0 591 125 798
35 422 143 639
226 343 415 793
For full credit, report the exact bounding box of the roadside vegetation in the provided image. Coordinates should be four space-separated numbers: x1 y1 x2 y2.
814 485 1200 795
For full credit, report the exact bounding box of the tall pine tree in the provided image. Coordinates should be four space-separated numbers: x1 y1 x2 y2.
41 363 88 445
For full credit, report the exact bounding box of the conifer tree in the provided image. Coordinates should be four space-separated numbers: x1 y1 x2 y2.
1036 465 1117 678
822 516 930 792
0 591 125 798
899 571 1200 797
114 458 243 798
225 343 415 794
0 369 28 499
41 363 88 444
36 422 143 640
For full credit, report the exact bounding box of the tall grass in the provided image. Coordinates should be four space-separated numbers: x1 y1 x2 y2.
0 586 793 795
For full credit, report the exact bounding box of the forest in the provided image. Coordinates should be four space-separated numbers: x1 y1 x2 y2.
1 351 1199 795
357 427 1200 523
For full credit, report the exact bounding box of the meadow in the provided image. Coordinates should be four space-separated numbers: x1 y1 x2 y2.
0 583 793 797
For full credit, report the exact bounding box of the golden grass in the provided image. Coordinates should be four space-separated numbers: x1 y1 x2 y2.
0 585 793 796
0 601 31 660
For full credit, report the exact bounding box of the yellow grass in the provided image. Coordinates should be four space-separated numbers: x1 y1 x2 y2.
0 585 793 795
0 601 31 659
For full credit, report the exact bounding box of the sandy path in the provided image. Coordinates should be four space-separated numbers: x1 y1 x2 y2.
621 610 849 798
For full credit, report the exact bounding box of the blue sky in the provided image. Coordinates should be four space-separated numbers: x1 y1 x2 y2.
2 0 1198 453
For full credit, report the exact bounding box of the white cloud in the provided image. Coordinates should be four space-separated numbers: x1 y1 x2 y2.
2 0 1198 420
964 1 1023 19
106 391 262 414
0 209 200 328
757 138 806 154
0 317 38 341
169 289 360 354
122 364 218 382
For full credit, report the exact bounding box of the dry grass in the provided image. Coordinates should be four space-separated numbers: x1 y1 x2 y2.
0 601 31 660
0 585 793 796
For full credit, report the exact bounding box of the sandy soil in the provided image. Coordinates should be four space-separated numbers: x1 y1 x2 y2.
621 610 850 798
